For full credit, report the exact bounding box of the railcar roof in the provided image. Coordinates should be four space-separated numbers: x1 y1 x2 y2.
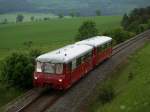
76 36 112 47
36 44 93 63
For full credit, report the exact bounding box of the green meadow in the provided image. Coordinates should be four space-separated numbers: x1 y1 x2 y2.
90 43 150 112
0 16 122 60
0 12 57 22
0 16 121 108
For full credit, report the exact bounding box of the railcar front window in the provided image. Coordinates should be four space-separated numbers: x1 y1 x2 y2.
36 62 42 72
36 62 63 74
56 64 63 74
43 63 55 74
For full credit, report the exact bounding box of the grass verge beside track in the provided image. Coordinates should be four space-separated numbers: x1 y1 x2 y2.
89 42 150 112
0 83 23 108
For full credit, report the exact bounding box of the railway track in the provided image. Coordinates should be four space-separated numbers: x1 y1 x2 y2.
20 90 62 112
112 30 150 55
5 30 150 112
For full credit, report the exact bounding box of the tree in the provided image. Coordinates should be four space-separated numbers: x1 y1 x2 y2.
69 12 75 18
1 52 33 89
76 21 99 41
96 10 101 16
23 41 33 48
1 18 8 24
121 6 150 33
43 17 50 21
0 50 42 89
121 13 129 29
30 16 35 21
136 24 148 34
58 13 64 19
16 14 24 23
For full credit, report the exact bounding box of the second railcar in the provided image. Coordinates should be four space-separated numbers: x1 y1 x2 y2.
76 36 112 66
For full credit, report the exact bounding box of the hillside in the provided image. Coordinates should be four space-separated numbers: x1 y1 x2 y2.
90 43 150 112
0 0 150 15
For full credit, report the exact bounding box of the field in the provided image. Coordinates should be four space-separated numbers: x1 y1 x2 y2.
0 12 57 23
0 16 122 60
90 43 150 112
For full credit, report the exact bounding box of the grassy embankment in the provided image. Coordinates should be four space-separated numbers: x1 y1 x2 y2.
0 16 121 108
90 43 150 112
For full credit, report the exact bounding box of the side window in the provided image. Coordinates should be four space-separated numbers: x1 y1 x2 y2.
97 45 102 53
109 41 112 47
101 44 105 50
107 42 109 47
88 52 92 59
84 51 92 61
81 56 84 63
105 43 108 49
104 44 107 49
72 59 77 70
67 62 72 71
107 42 112 48
77 57 82 66
108 42 111 47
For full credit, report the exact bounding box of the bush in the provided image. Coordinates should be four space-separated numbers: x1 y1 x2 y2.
126 21 140 33
103 27 135 44
75 20 98 41
0 49 42 89
99 83 115 104
136 24 148 34
23 41 33 48
128 72 134 81
147 20 150 29
29 49 42 64
58 14 64 19
30 16 35 21
43 17 50 21
1 18 8 24
16 14 24 23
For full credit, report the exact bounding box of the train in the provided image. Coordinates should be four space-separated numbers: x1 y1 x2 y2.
33 36 112 90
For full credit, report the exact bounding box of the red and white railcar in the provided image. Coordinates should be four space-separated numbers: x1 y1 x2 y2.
76 36 112 66
33 36 112 90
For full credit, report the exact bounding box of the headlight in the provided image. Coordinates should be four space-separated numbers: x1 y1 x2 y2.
34 76 38 80
58 79 63 82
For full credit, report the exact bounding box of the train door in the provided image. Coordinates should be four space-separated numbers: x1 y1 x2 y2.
70 59 79 84
93 48 97 66
64 63 71 88
71 57 86 83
